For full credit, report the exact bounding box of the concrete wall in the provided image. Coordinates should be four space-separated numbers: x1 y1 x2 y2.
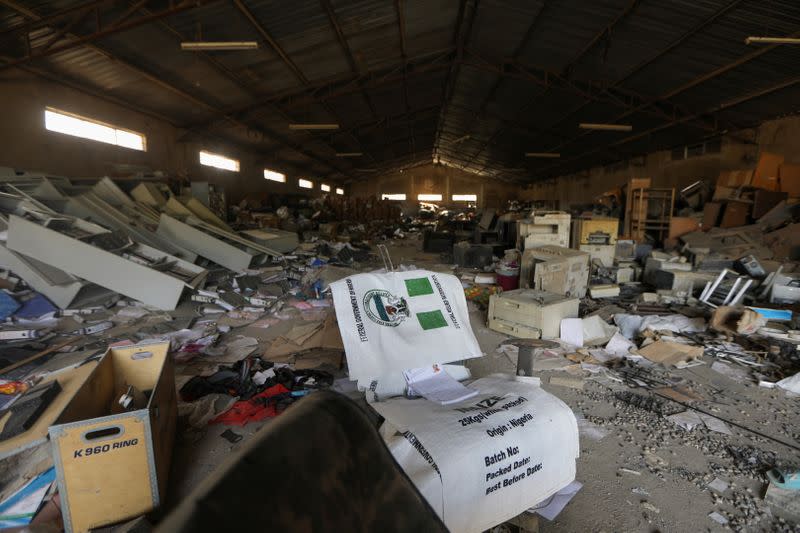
525 114 800 208
0 70 327 205
349 163 523 208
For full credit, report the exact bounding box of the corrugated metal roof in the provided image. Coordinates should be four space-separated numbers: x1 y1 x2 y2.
2 0 800 181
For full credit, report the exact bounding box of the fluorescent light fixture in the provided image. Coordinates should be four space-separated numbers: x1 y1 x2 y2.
745 36 800 45
181 41 259 50
298 178 313 189
382 193 406 201
199 150 239 172
45 107 146 151
452 134 471 144
321 184 331 192
525 152 560 158
335 187 344 195
579 123 633 132
452 194 477 201
417 194 442 202
263 169 285 182
288 123 339 130
335 152 362 157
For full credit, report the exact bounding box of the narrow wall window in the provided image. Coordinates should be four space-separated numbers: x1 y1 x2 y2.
321 184 331 192
200 150 239 172
417 194 442 201
264 169 285 182
452 194 477 201
298 178 313 189
335 187 344 195
44 107 146 151
382 193 406 200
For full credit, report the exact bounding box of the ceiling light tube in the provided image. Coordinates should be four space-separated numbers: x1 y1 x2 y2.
525 152 561 158
288 123 340 130
452 134 471 144
335 152 363 157
579 123 633 132
181 41 259 50
745 36 800 45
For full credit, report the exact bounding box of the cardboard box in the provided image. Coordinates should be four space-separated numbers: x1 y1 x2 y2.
519 245 590 298
719 201 750 228
702 202 723 229
717 169 753 188
753 152 784 191
49 341 177 533
779 163 800 197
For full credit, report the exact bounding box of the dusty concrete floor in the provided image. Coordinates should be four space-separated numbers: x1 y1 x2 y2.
166 238 800 532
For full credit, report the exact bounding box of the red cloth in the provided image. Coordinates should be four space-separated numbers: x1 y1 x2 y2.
210 384 290 426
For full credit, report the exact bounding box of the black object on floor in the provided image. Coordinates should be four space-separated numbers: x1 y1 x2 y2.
0 380 62 440
157 391 447 533
220 429 243 443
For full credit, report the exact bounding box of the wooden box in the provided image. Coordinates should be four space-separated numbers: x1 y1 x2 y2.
49 341 177 533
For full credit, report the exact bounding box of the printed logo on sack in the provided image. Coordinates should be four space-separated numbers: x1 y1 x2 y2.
363 290 410 327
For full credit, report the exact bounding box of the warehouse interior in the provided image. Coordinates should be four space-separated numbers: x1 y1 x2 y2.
1 1 800 532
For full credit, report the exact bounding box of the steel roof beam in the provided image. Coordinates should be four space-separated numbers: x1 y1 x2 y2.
432 0 477 163
530 75 800 180
228 0 375 166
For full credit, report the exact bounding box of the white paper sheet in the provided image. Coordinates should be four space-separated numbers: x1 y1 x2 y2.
560 318 584 347
330 270 482 380
529 480 583 520
404 364 479 405
372 375 579 533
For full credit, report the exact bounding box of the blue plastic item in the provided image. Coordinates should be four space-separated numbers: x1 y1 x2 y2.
0 292 20 321
767 468 800 490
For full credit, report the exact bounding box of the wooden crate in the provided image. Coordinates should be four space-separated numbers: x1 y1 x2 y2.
49 341 177 533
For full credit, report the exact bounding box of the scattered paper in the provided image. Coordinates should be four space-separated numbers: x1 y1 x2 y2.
573 412 608 441
710 361 751 383
667 410 704 431
636 340 703 367
560 318 584 347
0 467 55 528
581 315 618 346
404 364 478 405
777 372 800 395
529 481 583 520
708 511 728 525
605 332 636 357
708 477 729 493
699 413 733 435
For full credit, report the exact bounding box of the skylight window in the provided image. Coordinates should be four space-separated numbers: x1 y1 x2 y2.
452 194 477 201
321 184 331 192
335 188 344 195
200 150 239 172
264 168 286 182
45 107 145 151
417 194 442 201
298 178 313 189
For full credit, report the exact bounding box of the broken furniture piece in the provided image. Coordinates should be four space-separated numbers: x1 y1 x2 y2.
156 214 282 271
699 269 754 307
7 214 207 310
488 289 579 339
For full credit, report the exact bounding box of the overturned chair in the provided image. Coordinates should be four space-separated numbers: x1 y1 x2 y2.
157 390 448 532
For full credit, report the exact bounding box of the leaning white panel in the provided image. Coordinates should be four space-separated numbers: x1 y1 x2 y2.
7 215 206 310
156 214 271 272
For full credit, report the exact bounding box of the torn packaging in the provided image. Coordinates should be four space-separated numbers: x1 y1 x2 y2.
637 341 703 367
330 270 482 381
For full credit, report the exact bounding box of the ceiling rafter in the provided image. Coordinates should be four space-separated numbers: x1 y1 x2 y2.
0 0 355 180
228 0 375 165
432 0 476 164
